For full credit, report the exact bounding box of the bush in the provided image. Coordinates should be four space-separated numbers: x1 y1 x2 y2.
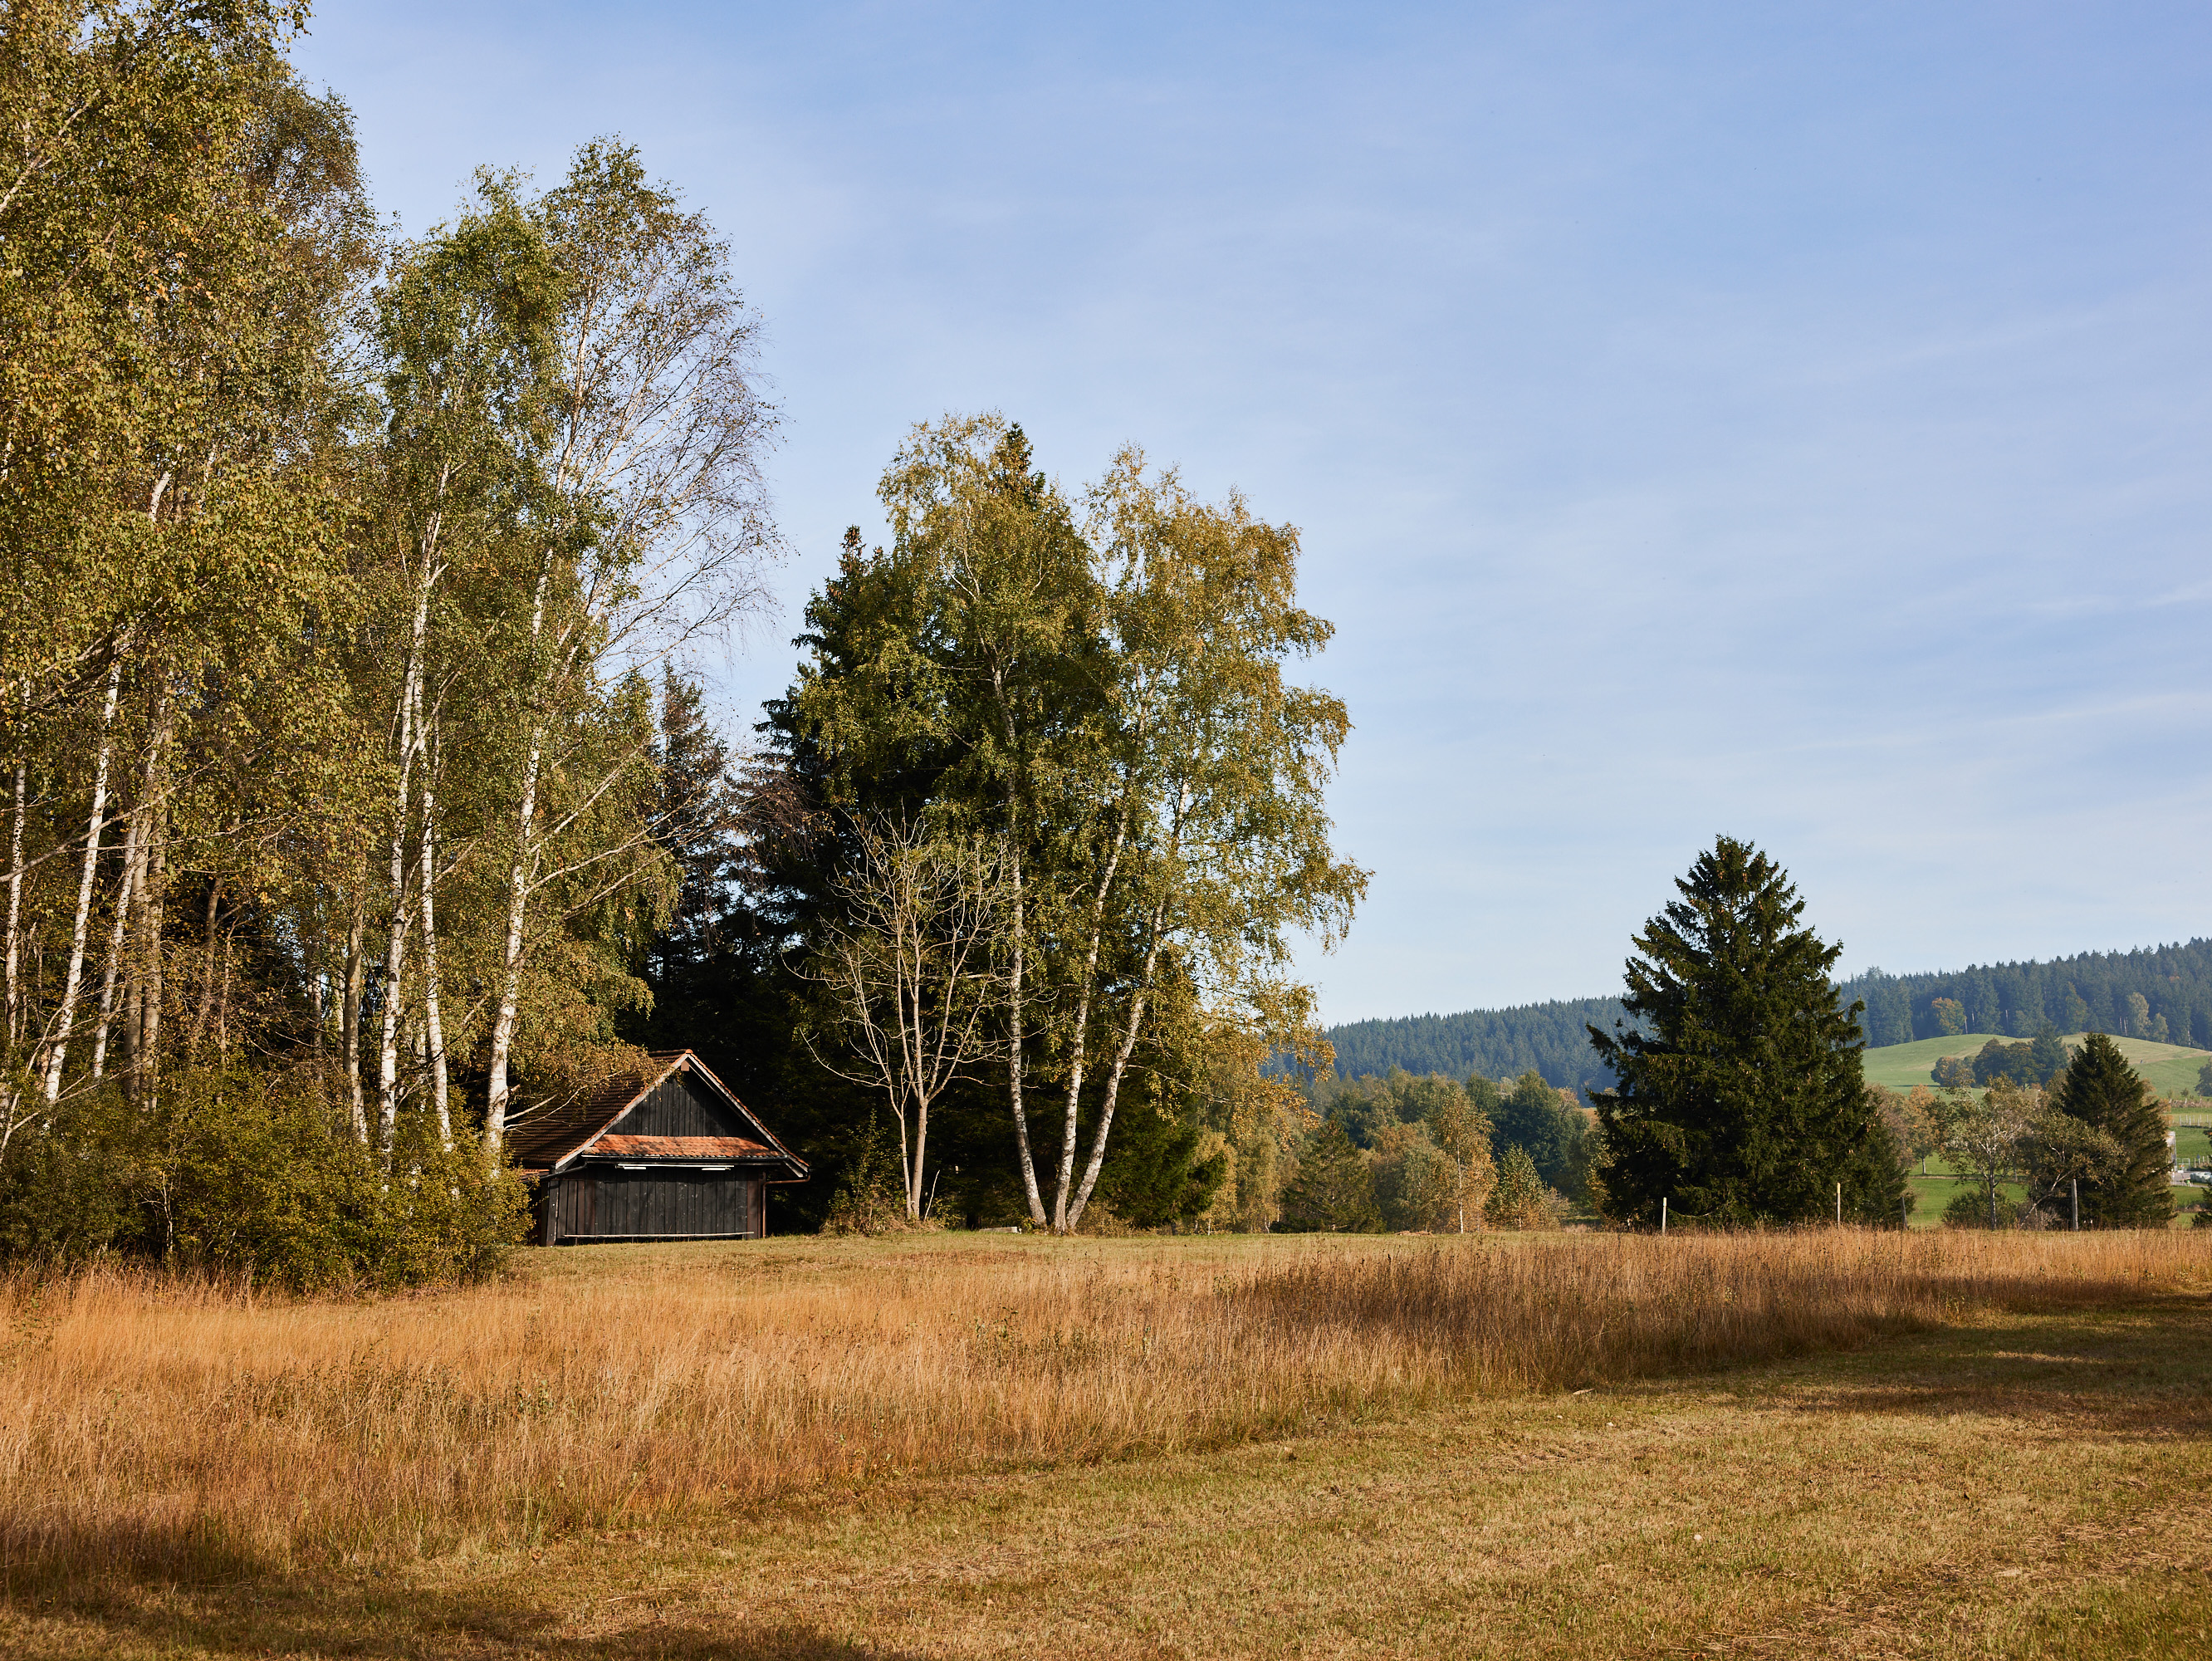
0 1066 527 1290
1942 1188 2032 1230
820 1114 912 1236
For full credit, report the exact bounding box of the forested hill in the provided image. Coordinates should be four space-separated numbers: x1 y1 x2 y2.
1320 1000 1630 1093
1320 938 2212 1090
1836 938 2212 1049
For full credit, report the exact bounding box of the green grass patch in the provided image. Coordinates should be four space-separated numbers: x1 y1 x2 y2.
1864 1030 2212 1096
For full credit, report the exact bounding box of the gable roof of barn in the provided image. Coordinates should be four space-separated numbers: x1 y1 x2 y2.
505 1051 807 1178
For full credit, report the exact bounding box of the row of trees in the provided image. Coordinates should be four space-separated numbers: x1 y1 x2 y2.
1842 943 2212 1049
1324 940 2212 1090
1 4 779 1276
1316 997 1627 1092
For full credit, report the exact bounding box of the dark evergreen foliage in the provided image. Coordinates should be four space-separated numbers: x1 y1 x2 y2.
2047 1032 2174 1227
1276 1119 1381 1232
1316 998 1629 1090
1588 838 1900 1227
1972 1025 2071 1088
1838 941 2212 1047
1491 1069 1573 1185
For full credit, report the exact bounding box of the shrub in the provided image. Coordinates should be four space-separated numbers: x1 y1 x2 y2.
820 1114 912 1236
1943 1188 2029 1230
0 1067 526 1290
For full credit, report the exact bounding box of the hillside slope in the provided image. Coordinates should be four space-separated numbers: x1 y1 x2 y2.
1319 938 2212 1091
1862 1031 2212 1097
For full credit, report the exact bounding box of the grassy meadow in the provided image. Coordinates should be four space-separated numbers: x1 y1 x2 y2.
4 1228 2212 1658
1862 1031 2212 1096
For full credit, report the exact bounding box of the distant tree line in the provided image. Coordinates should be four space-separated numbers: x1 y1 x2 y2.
1838 943 2212 1048
1312 999 1631 1093
1309 938 2212 1095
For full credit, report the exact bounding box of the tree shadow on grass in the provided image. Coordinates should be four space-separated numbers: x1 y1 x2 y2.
1751 1296 2212 1439
6 1568 925 1661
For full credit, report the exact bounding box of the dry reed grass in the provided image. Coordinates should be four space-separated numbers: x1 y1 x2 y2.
4 1228 2205 1585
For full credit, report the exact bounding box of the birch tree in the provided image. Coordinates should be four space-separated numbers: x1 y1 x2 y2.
480 145 780 1160
805 820 1002 1220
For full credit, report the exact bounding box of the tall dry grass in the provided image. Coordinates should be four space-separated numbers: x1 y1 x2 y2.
4 1229 2205 1582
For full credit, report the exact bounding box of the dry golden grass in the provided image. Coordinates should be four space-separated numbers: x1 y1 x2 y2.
3 1226 2206 1596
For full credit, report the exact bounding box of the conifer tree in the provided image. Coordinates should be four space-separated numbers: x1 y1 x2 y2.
1277 1118 1379 1232
2048 1032 2172 1227
1588 837 1901 1226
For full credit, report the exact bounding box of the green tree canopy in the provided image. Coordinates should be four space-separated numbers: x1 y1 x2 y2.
1276 1118 1379 1232
2047 1032 2172 1227
1588 837 1901 1227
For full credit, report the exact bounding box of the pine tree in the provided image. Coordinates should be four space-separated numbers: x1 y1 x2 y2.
1588 837 1890 1226
1277 1119 1380 1232
2048 1032 2172 1227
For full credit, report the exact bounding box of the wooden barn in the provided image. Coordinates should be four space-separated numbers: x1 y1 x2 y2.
510 1051 806 1244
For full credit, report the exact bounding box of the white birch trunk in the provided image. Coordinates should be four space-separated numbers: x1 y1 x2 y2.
376 705 416 1158
412 677 451 1150
341 897 366 1141
377 537 438 1157
89 801 144 1080
1050 814 1128 1231
5 716 24 1051
1002 838 1048 1225
40 653 124 1104
1066 899 1168 1228
482 719 541 1162
484 564 554 1163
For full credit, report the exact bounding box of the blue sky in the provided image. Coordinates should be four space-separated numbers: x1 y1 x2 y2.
296 2 2212 1024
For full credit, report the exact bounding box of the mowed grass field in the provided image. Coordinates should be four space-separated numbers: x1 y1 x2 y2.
1862 1031 2212 1097
4 1229 2211 1659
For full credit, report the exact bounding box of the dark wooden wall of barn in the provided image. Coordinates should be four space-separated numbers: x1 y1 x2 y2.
546 1169 762 1240
622 1071 751 1139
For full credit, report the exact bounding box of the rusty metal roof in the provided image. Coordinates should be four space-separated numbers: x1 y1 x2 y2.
505 1051 806 1180
590 1134 773 1159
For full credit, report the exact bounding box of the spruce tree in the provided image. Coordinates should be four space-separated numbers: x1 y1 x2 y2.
2047 1032 2172 1227
1588 837 1896 1226
1277 1119 1381 1232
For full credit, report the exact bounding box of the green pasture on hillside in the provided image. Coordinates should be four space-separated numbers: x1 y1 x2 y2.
1862 1031 2212 1097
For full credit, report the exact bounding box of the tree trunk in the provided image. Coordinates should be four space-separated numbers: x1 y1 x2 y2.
341 895 367 1141
40 653 125 1104
483 715 541 1163
89 799 144 1080
1050 813 1128 1231
4 694 24 1051
414 679 451 1150
377 560 432 1159
1002 837 1048 1225
135 778 168 1106
191 879 223 1051
484 563 554 1164
1066 899 1168 1230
